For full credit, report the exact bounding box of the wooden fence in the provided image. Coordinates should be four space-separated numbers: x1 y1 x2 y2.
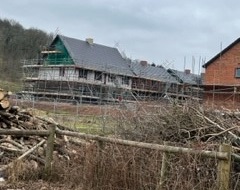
0 125 239 190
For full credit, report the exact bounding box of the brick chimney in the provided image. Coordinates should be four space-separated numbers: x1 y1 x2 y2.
184 69 191 74
86 38 93 45
140 60 148 67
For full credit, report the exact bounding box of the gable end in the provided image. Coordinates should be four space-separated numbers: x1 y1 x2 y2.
203 38 240 68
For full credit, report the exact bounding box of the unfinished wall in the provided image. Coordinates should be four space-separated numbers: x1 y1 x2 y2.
38 67 132 89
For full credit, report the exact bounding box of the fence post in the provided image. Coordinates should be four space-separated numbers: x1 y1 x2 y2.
217 144 232 190
44 124 56 177
156 142 169 190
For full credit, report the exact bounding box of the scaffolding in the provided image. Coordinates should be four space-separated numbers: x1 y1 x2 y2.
202 44 240 109
21 58 203 105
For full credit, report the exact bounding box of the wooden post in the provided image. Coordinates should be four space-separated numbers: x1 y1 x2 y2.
44 124 56 177
217 144 232 190
156 142 169 190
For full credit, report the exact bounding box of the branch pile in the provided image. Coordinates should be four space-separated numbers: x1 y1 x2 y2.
117 103 240 147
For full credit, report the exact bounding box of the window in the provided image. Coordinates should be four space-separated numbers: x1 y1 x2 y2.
95 71 102 81
122 76 130 85
236 68 240 78
108 74 116 82
79 69 88 79
59 67 65 77
140 79 146 85
152 80 158 87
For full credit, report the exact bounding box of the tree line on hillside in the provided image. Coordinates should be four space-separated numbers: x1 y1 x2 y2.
0 18 53 82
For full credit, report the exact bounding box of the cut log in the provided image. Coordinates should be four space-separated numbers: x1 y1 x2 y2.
0 116 13 127
9 106 21 114
0 110 14 118
0 139 26 150
0 91 4 101
0 91 12 101
0 99 10 110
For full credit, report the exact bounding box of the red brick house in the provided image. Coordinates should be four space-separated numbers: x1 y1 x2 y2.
203 38 240 108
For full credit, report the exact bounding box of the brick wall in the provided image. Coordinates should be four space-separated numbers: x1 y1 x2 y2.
204 42 240 85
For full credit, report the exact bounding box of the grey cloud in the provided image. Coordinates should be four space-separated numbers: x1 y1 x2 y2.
1 0 240 72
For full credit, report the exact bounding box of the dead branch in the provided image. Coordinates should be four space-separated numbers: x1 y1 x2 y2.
204 126 239 142
17 140 46 160
0 139 25 150
191 106 240 143
0 145 22 153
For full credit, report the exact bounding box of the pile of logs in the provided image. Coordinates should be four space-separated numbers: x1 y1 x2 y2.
0 103 75 179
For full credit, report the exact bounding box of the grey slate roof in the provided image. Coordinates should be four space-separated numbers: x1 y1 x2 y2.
58 35 134 76
56 35 201 85
131 62 179 83
167 69 202 85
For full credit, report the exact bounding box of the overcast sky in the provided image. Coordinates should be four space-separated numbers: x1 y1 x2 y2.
1 0 240 74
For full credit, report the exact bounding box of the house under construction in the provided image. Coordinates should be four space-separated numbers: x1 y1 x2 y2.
21 35 202 103
202 37 240 109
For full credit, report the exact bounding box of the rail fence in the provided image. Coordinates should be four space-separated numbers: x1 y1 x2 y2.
0 125 238 190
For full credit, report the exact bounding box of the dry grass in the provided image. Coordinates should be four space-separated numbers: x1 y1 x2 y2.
4 143 220 190
3 100 240 189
